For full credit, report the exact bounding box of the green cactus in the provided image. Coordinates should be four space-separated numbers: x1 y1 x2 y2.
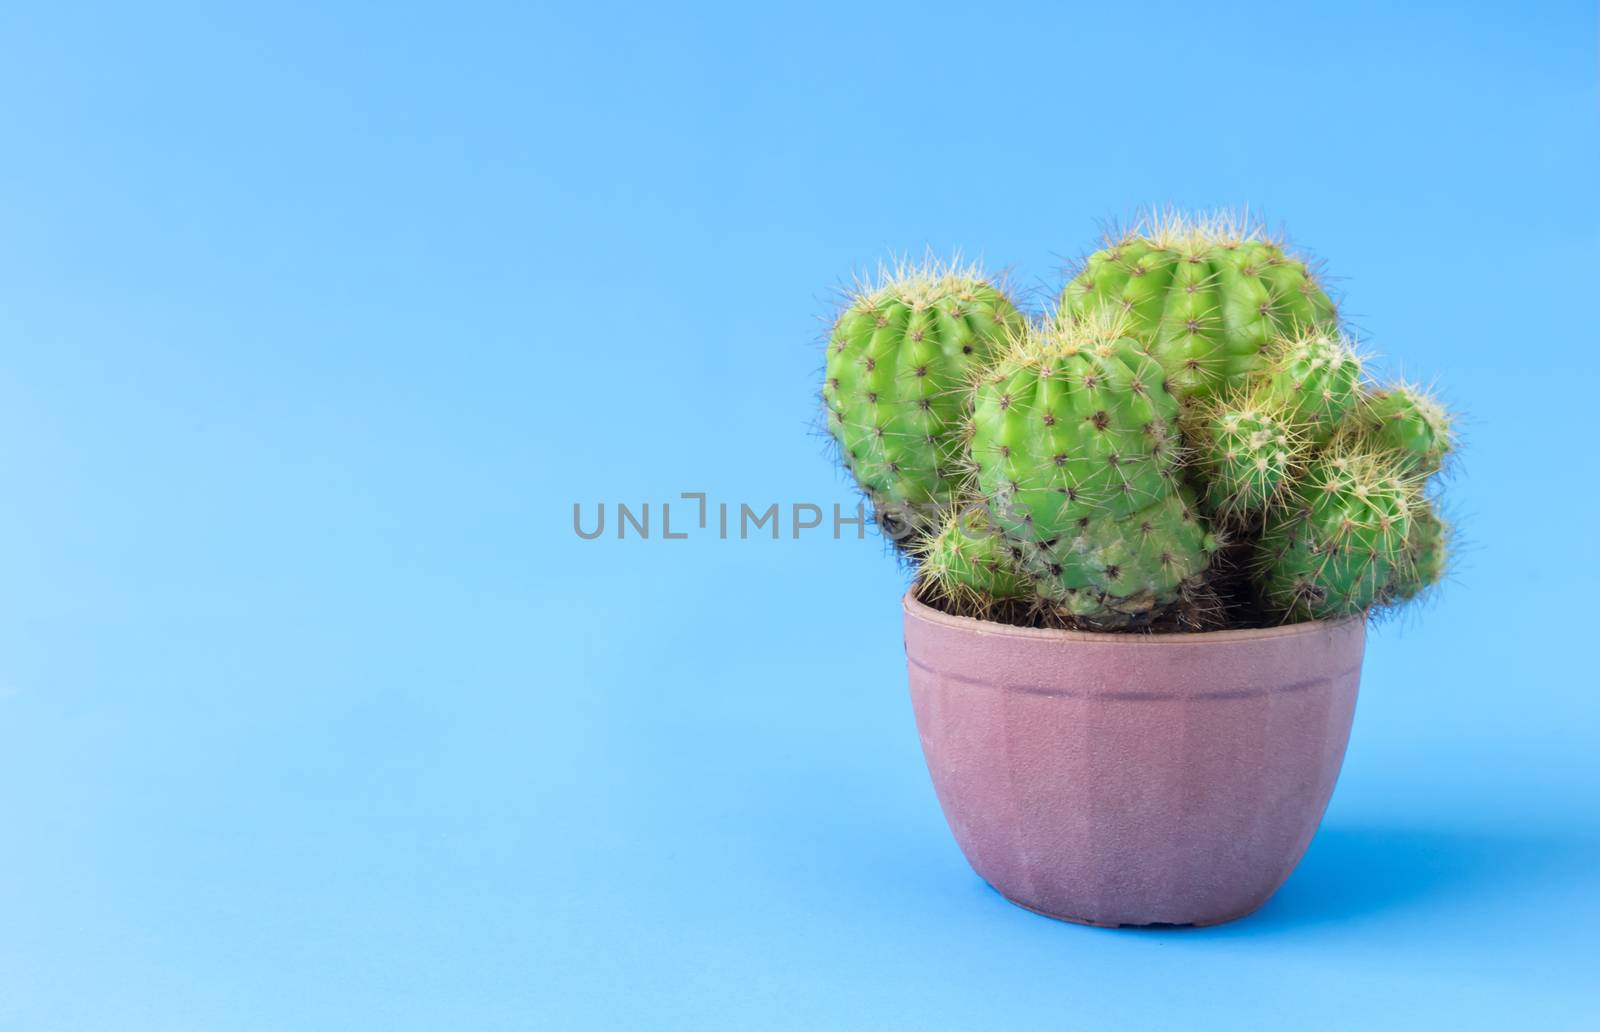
1256 452 1416 620
1075 488 1219 621
914 504 1033 611
822 216 1457 631
1260 330 1363 443
1354 385 1454 475
970 312 1215 626
1390 501 1449 601
1193 394 1297 518
822 260 1025 519
1060 213 1339 401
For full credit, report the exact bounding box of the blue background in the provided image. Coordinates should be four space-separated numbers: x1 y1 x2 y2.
3 2 1596 1028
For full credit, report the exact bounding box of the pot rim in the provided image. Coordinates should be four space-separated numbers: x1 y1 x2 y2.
903 589 1361 645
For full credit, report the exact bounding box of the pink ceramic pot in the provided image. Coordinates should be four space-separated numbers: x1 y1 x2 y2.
904 591 1365 927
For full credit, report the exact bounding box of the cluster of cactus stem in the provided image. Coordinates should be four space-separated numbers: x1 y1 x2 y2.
821 214 1455 630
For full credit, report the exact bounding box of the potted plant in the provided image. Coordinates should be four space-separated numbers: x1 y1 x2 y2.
820 213 1454 927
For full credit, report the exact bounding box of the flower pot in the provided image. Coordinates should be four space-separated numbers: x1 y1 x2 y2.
903 591 1365 927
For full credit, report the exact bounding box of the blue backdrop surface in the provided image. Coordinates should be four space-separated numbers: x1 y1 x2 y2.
2 2 1597 1028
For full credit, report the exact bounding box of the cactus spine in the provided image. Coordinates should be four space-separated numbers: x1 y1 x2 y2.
970 312 1215 627
819 215 1456 631
1392 501 1449 601
1193 397 1296 518
1061 213 1338 400
1355 385 1454 475
1261 330 1363 443
914 505 1033 613
822 260 1025 519
1256 453 1417 620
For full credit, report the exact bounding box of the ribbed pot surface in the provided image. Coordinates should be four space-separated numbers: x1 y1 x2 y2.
904 592 1365 927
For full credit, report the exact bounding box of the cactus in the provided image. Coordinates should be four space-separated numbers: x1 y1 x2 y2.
1354 384 1454 475
1389 501 1449 601
913 504 1033 612
970 312 1215 626
820 215 1456 631
1061 213 1338 400
1260 330 1363 443
1190 330 1360 519
1255 452 1417 621
822 259 1025 520
1192 394 1297 518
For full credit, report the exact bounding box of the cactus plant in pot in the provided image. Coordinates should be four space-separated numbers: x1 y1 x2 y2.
820 214 1455 927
